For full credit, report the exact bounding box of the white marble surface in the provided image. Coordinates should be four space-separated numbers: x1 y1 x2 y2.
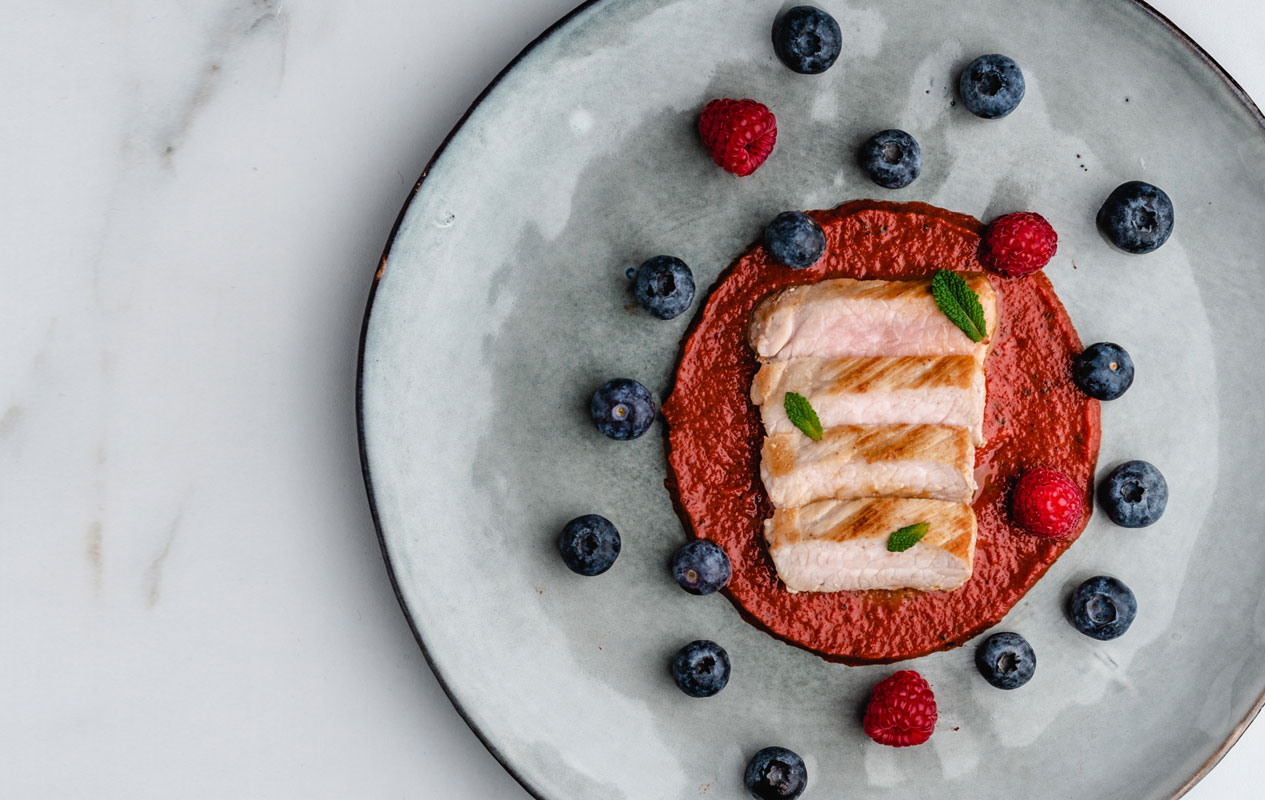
2 1 1263 797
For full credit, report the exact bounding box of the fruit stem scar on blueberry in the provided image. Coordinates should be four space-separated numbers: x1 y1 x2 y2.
1098 460 1166 527
633 256 695 319
764 211 827 269
859 129 922 190
771 6 842 76
671 539 732 595
591 378 655 440
976 632 1036 689
671 639 731 697
745 747 808 799
958 54 1025 119
1069 575 1137 639
1096 181 1174 254
1072 343 1134 401
1086 595 1117 624
558 515 621 576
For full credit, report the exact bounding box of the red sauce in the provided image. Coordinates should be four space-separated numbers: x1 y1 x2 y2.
663 200 1100 664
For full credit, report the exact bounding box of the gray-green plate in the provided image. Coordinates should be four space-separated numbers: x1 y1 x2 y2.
357 1 1265 797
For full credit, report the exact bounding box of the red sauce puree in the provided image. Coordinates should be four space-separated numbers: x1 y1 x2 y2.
663 200 1101 664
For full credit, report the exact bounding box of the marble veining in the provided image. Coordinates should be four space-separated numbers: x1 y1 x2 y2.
88 439 108 597
159 0 290 166
0 405 25 439
144 506 184 608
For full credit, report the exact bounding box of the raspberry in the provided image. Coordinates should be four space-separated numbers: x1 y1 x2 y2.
980 211 1057 276
698 98 777 177
1012 467 1084 537
863 670 937 747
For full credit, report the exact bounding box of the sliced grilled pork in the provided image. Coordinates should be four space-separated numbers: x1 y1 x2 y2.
750 355 987 446
761 424 975 507
748 274 997 362
764 498 976 593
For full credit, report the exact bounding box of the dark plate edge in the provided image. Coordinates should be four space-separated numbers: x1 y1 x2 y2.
354 2 1265 799
1127 6 1265 798
1122 7 1265 798
355 3 602 799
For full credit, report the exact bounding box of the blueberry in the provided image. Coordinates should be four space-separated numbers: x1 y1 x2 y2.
633 256 695 320
744 746 808 800
671 639 731 698
858 129 922 189
764 211 826 269
1072 342 1135 401
771 6 842 75
958 54 1025 119
671 539 731 595
1098 460 1168 528
1069 575 1137 640
975 632 1036 690
590 378 655 440
557 515 621 576
1097 181 1175 254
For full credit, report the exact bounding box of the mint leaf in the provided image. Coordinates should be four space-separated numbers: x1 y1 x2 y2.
887 522 929 552
783 392 823 441
931 270 987 343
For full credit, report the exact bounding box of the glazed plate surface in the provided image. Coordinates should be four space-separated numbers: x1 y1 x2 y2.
358 1 1265 797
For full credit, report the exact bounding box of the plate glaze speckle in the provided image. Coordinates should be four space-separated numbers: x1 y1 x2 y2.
358 1 1265 797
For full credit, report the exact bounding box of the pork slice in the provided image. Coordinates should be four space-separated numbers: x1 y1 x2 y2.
751 355 986 446
764 498 976 592
748 274 997 361
761 425 975 507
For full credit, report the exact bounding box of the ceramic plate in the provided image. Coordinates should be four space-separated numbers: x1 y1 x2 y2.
358 1 1265 797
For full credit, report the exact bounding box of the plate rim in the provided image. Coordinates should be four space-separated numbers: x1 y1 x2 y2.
355 2 1265 798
